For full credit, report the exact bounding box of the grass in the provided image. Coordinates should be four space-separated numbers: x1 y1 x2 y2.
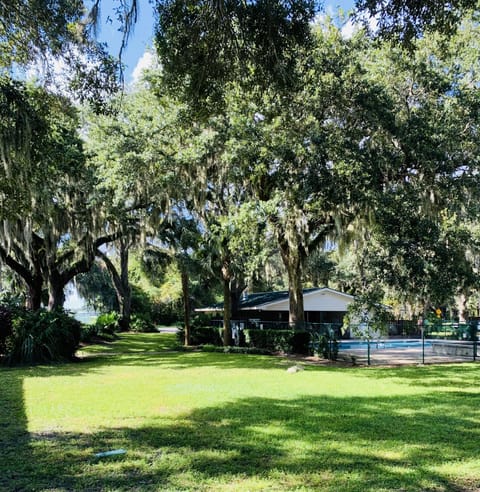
1 333 480 491
79 332 180 355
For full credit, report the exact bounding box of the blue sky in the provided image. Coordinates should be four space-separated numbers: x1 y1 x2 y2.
95 0 156 82
96 0 356 83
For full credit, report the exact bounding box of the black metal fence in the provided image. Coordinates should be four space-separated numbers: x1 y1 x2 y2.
210 319 342 358
210 318 480 365
212 319 343 335
336 320 479 366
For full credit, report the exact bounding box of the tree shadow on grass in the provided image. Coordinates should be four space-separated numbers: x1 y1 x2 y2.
79 332 179 356
6 390 480 491
0 368 32 491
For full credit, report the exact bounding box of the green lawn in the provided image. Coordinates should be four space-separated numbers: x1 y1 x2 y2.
1 333 480 491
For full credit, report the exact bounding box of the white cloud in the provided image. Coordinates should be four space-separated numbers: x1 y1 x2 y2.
25 55 72 94
23 48 101 104
341 13 379 39
341 19 356 39
131 50 156 85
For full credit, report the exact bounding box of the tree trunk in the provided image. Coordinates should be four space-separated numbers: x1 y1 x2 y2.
28 239 45 310
97 240 131 331
0 242 44 310
181 269 191 346
46 255 96 311
279 237 305 326
456 293 469 322
222 259 232 346
47 273 65 310
286 260 304 326
25 275 43 310
231 278 246 319
118 241 131 331
118 288 132 332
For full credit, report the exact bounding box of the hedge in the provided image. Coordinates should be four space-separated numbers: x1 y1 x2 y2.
176 325 223 346
177 325 312 355
244 329 310 355
5 309 82 365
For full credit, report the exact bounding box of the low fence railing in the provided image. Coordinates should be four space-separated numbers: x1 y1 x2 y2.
208 319 480 364
211 319 343 336
335 320 479 365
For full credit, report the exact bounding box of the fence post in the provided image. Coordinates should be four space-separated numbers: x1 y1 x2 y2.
329 326 335 360
473 322 477 362
422 325 425 365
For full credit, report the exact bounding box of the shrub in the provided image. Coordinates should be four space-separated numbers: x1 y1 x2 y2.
177 325 223 346
191 313 214 329
0 305 13 355
5 309 82 365
244 329 311 355
80 312 120 343
151 300 182 326
201 344 271 355
312 334 338 360
80 323 99 343
290 331 311 355
94 311 120 335
130 314 157 333
0 296 24 355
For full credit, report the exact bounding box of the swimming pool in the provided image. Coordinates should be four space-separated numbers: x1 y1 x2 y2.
339 339 432 350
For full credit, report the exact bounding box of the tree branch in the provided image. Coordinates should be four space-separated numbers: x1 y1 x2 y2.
96 248 125 297
0 244 34 284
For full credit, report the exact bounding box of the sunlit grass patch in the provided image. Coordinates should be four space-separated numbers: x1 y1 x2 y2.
1 333 480 491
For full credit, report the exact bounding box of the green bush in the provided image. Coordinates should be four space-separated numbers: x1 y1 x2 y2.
80 323 99 343
5 309 81 365
175 326 185 344
130 314 157 333
94 311 120 335
312 334 338 360
177 325 223 346
190 313 214 329
151 300 182 326
0 305 13 355
177 327 311 354
290 331 311 355
245 329 311 355
128 284 182 326
0 296 24 355
201 344 271 355
80 313 121 343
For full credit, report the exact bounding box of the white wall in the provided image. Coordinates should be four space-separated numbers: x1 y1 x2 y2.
260 289 353 312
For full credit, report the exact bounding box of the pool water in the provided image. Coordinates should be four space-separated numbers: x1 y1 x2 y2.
339 340 432 350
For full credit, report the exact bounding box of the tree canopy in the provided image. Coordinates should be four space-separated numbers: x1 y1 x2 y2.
3 0 480 331
354 0 479 43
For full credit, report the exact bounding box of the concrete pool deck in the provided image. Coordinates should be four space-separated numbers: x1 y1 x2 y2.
338 345 477 366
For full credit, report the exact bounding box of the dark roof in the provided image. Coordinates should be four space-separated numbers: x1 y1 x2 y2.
239 287 321 309
198 287 323 312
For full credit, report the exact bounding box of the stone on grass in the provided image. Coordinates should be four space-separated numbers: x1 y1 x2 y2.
286 365 304 373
